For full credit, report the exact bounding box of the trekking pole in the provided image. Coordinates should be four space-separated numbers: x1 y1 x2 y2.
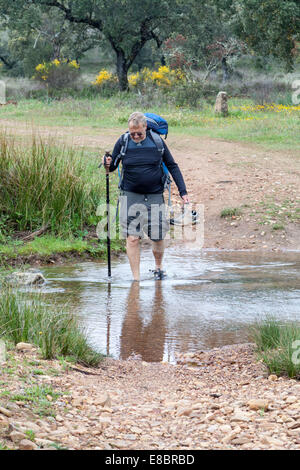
103 152 112 278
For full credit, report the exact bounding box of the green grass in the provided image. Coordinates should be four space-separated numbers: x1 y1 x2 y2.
0 287 103 367
220 207 242 218
0 442 10 450
256 197 300 229
0 236 105 257
250 317 300 379
10 384 62 417
1 95 300 151
25 430 36 441
272 223 285 231
0 236 123 264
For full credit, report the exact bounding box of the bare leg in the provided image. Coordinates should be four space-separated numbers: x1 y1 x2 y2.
152 240 164 270
126 236 140 281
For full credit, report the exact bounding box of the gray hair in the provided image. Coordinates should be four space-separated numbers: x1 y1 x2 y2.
128 111 147 127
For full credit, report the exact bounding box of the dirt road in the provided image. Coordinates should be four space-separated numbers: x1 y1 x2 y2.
1 119 299 251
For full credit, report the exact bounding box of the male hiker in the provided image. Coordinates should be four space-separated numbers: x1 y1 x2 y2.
103 111 189 281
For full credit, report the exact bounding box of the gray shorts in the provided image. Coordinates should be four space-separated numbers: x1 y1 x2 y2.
119 191 169 241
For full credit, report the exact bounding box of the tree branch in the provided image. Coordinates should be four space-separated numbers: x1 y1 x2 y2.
151 30 163 49
127 16 165 68
0 55 16 69
21 224 49 241
34 0 103 30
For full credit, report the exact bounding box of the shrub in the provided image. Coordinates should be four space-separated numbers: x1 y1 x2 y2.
34 59 80 91
92 69 119 96
228 78 292 105
3 77 46 100
246 79 289 105
169 79 221 108
151 66 185 88
128 66 186 92
92 66 185 96
128 67 153 90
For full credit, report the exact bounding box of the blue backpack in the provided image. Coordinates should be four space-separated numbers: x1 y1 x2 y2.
144 112 168 138
116 113 172 205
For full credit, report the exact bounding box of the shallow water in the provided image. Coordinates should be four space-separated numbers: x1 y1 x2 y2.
37 246 300 363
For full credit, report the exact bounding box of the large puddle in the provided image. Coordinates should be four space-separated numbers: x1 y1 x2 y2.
36 246 300 363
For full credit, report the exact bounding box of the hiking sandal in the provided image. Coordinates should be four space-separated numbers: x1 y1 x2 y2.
150 269 167 280
170 209 199 226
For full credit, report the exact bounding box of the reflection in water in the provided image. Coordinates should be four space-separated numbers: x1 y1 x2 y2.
106 283 112 357
120 282 166 362
33 248 300 362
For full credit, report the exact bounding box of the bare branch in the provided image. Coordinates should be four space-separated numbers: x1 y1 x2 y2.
33 0 103 30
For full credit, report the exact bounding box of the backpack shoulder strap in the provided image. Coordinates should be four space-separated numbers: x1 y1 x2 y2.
120 131 129 158
149 129 171 205
114 131 129 165
112 132 129 173
149 129 164 156
113 132 129 189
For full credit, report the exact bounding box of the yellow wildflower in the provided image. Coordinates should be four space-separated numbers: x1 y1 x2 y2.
128 72 140 86
69 60 80 69
35 63 45 72
93 69 114 86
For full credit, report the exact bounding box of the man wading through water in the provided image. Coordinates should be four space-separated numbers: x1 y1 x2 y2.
103 112 189 281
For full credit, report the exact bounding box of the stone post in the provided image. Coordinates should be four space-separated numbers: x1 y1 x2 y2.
214 91 228 116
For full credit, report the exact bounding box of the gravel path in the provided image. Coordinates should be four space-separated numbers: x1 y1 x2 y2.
1 343 299 450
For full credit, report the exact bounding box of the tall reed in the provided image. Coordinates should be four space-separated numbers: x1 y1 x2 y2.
0 287 103 367
0 133 105 236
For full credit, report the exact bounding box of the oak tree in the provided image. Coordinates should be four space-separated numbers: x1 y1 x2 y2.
0 0 182 89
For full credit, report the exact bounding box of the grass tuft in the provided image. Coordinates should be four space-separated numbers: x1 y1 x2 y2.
250 317 300 379
0 287 103 367
220 207 242 218
0 133 108 237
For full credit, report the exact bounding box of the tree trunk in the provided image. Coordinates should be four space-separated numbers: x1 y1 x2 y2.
116 50 129 91
52 41 61 61
222 57 230 84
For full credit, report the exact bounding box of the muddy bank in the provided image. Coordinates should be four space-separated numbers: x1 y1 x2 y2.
0 248 124 269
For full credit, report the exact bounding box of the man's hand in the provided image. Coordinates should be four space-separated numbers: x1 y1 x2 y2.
102 152 112 170
182 195 189 204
